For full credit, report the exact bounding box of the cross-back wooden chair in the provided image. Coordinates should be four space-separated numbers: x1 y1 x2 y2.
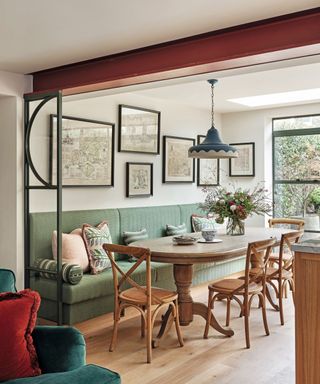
103 243 183 363
268 218 305 229
264 230 304 325
204 237 276 349
268 218 304 267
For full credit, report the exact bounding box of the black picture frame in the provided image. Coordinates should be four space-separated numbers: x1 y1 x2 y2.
162 135 195 183
229 142 255 177
126 162 153 197
50 114 115 187
197 135 220 186
118 104 160 154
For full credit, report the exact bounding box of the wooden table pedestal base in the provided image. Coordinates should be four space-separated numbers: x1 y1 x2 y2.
153 264 234 348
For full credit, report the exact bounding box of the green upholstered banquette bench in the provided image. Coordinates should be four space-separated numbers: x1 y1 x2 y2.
29 203 245 324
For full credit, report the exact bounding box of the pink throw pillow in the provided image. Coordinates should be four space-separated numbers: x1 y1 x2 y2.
52 228 89 272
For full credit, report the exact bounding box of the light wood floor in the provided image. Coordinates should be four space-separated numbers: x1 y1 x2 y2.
75 283 294 384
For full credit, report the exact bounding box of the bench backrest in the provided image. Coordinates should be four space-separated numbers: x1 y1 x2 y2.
29 203 204 263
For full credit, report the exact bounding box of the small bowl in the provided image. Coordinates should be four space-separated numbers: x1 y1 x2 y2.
172 235 198 245
201 228 217 242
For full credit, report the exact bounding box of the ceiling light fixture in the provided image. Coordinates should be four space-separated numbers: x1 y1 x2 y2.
188 79 238 159
228 88 320 107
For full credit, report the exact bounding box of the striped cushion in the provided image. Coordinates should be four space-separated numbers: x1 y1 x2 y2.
33 259 83 285
123 228 148 245
166 223 187 236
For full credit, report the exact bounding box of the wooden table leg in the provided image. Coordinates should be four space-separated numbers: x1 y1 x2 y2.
173 264 234 337
193 302 234 337
153 306 174 348
173 264 194 325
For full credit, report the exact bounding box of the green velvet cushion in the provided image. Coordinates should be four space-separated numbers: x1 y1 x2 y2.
33 259 83 285
32 326 85 373
122 228 148 245
4 364 121 384
166 223 187 236
0 269 17 293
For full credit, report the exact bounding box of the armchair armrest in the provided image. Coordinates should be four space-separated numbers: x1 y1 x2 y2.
32 326 86 373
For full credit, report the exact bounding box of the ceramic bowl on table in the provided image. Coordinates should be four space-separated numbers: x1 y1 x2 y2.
201 228 217 242
172 235 198 245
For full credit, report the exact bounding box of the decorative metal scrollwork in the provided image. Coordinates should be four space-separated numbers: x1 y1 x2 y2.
25 95 56 187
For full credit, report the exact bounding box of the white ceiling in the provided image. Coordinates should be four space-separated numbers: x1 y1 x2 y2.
0 0 319 74
132 60 320 113
65 57 320 113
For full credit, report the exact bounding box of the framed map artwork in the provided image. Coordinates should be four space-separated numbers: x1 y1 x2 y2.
163 136 195 183
197 135 220 186
229 142 255 177
118 105 160 154
50 115 115 186
126 162 153 197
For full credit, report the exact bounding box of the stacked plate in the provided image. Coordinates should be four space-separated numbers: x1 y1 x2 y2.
172 235 198 245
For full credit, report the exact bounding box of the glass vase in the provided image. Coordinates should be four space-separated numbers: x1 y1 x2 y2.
226 217 245 236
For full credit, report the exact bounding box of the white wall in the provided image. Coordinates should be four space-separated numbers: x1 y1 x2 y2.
0 70 32 98
29 92 220 212
0 97 18 272
221 102 320 226
0 70 31 289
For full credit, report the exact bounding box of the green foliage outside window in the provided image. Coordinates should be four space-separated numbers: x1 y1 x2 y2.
273 115 320 228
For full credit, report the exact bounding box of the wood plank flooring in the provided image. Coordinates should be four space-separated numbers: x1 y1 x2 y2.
75 283 295 384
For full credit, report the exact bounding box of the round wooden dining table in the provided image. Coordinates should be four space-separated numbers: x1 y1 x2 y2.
131 226 292 344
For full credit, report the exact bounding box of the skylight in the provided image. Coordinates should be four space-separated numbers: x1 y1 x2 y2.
228 88 320 107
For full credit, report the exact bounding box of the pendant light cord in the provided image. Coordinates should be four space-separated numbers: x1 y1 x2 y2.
211 81 215 127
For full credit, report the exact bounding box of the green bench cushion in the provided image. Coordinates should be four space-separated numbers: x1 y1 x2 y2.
29 209 120 264
178 204 204 232
119 205 181 239
30 261 168 305
4 365 121 384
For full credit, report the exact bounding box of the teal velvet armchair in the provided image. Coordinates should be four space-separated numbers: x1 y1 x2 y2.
0 268 121 383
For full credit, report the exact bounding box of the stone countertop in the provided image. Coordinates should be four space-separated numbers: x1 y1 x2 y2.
292 237 320 254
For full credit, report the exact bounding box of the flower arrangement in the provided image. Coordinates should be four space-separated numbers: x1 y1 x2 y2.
200 183 272 235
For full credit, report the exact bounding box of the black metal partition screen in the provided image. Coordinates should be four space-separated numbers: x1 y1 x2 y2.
24 91 63 324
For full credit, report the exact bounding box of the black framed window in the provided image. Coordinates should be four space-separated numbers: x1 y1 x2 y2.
272 114 320 233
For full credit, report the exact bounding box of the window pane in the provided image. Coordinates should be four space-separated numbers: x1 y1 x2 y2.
274 184 320 231
274 134 320 181
273 115 320 131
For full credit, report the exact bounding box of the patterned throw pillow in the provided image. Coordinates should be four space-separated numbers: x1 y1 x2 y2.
166 223 187 236
191 214 216 232
33 259 83 285
82 221 112 274
123 228 148 245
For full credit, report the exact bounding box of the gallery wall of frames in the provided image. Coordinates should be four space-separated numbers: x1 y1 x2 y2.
28 90 256 213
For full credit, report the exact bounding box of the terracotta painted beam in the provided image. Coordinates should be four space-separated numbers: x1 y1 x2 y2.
31 8 320 95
